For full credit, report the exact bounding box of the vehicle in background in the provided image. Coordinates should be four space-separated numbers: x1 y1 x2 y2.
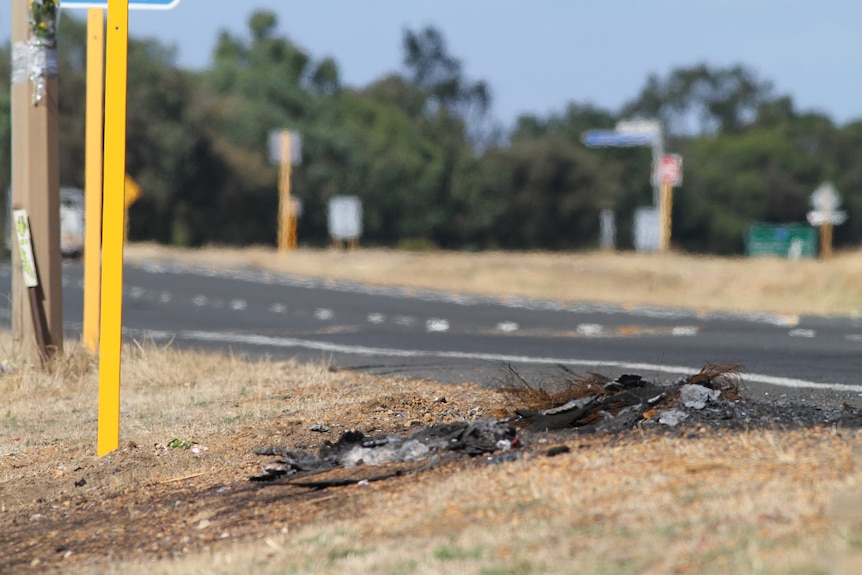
5 186 86 259
59 187 85 258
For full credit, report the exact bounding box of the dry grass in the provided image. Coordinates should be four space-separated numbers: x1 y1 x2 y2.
125 243 862 316
2 335 862 574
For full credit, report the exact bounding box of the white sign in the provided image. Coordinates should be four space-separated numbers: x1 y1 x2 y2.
633 208 660 252
616 120 662 136
268 130 302 166
653 154 683 187
808 182 846 226
328 196 363 240
61 0 181 9
810 182 840 212
12 210 39 288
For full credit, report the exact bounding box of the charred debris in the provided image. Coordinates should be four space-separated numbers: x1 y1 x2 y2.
250 363 862 487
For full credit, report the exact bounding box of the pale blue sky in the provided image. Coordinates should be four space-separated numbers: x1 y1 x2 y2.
4 1 862 127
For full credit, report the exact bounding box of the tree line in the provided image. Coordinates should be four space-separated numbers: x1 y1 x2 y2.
1 10 860 254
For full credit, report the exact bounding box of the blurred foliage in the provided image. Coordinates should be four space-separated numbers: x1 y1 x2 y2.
0 10 859 255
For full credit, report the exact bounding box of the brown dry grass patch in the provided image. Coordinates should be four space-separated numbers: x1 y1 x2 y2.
1 334 862 574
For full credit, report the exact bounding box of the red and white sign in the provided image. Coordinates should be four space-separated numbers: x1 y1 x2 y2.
653 154 683 187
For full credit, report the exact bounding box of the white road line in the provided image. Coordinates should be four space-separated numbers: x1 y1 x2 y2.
367 313 386 324
394 315 415 327
789 329 816 338
672 326 699 336
426 319 450 333
314 308 334 321
846 334 862 342
192 295 208 307
230 299 248 311
135 329 861 394
577 323 604 336
497 321 519 333
270 303 287 313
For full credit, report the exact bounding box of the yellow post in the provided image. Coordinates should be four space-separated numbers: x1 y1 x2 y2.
659 183 673 252
820 222 833 260
277 130 295 252
278 130 296 253
98 0 129 457
83 8 105 354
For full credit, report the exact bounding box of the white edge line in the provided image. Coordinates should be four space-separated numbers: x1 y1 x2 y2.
133 329 859 394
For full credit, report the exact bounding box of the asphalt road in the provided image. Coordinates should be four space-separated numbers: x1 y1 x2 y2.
3 260 862 404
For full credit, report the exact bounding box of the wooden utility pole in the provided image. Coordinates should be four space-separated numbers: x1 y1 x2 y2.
10 0 63 362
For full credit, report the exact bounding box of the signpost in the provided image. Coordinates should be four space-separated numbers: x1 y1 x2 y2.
268 130 303 252
806 182 846 259
328 196 363 249
653 154 683 252
582 120 668 251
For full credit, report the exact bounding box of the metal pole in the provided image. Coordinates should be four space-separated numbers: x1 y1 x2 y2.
277 130 295 252
820 222 833 260
83 8 105 353
98 0 129 456
659 183 673 252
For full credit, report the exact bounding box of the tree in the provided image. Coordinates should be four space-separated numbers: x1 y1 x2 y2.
622 64 774 136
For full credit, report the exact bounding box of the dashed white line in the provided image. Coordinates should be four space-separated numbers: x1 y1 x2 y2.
192 295 208 307
230 299 247 311
270 303 287 313
497 321 519 333
394 315 415 327
367 313 386 324
789 329 816 338
426 319 450 333
314 308 334 321
672 326 699 337
577 323 604 336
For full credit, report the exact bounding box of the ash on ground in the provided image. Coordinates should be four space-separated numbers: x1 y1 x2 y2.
250 363 862 486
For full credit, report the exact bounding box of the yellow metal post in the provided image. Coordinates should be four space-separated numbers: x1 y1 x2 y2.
83 8 105 354
659 183 673 252
820 221 833 260
277 130 296 252
98 0 129 457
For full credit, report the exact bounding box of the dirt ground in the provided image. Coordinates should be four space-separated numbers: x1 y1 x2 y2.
3 246 862 574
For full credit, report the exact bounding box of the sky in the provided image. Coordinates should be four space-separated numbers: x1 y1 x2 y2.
3 1 861 127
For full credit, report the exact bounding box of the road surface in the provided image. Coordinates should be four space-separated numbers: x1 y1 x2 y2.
3 260 861 404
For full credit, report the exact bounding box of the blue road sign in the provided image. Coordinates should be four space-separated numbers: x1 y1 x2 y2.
61 0 181 9
581 130 657 148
